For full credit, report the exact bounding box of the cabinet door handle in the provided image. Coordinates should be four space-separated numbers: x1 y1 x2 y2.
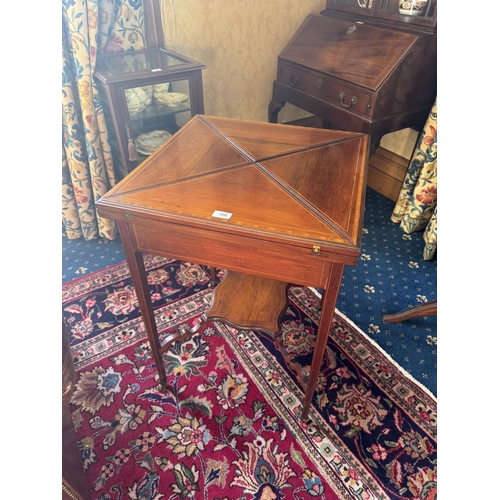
339 92 357 108
287 74 301 86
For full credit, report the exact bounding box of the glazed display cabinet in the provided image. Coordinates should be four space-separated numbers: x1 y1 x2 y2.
95 47 206 179
324 0 437 28
269 0 436 156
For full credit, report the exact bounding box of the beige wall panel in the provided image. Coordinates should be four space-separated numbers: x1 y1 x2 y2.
160 0 325 123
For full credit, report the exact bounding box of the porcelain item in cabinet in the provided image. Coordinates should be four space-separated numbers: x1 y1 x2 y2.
398 0 428 16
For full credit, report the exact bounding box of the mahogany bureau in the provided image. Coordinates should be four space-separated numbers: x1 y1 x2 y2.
269 12 437 156
96 115 369 420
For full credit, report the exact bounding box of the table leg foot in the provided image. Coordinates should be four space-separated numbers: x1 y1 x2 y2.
156 379 178 398
154 363 168 393
208 267 218 289
300 406 311 421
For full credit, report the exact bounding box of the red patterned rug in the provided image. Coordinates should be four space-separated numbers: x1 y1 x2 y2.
62 257 437 500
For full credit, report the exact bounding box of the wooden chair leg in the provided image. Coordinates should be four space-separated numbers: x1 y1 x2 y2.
383 300 437 323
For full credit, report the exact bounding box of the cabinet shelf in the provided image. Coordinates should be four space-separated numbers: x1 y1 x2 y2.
128 100 192 123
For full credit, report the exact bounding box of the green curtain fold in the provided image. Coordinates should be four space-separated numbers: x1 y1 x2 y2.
391 99 437 260
62 0 146 241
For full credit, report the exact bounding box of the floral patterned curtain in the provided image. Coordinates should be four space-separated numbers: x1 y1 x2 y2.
391 99 437 261
62 0 146 241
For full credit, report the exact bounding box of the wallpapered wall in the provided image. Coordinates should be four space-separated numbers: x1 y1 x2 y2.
159 0 325 123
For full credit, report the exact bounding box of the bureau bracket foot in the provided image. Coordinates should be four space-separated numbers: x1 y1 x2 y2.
268 99 285 123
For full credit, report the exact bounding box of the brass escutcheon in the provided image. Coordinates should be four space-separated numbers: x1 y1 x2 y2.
312 245 321 256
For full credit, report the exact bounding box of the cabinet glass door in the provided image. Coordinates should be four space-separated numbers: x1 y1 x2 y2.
124 79 192 159
375 0 437 27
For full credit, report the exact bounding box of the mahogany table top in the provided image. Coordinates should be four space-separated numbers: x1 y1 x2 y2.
97 115 370 267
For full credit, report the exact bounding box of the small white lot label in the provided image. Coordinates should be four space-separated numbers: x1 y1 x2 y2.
212 210 232 220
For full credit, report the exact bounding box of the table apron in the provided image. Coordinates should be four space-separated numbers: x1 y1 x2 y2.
128 220 334 288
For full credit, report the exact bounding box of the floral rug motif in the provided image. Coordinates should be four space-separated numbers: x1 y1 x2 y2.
63 257 437 500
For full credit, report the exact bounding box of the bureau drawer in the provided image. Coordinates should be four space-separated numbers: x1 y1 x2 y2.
278 61 374 118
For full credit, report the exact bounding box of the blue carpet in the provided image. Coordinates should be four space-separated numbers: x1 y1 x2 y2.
62 187 437 395
338 188 437 395
62 232 126 281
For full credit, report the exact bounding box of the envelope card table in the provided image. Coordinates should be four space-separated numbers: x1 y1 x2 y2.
96 115 369 420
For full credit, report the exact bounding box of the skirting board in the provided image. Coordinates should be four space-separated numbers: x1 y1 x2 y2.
367 147 409 202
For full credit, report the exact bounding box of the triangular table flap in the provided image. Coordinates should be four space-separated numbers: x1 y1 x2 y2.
107 116 250 195
115 164 349 243
204 115 359 159
261 138 366 238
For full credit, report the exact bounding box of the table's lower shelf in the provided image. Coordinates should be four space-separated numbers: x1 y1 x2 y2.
201 270 311 391
160 270 290 351
202 270 290 336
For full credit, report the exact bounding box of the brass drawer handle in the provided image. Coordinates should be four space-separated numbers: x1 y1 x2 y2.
339 92 357 108
287 73 301 86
